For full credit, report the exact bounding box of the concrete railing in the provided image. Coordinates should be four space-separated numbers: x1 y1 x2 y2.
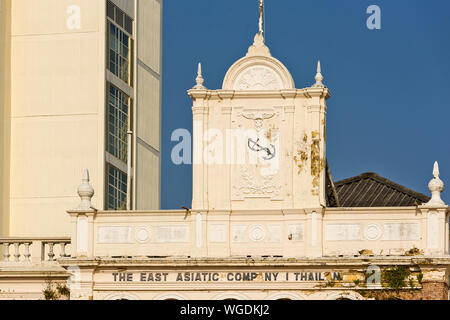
0 238 71 263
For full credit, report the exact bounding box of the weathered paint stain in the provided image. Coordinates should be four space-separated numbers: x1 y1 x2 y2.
266 129 272 141
310 130 325 195
265 124 278 142
293 133 309 174
311 138 320 190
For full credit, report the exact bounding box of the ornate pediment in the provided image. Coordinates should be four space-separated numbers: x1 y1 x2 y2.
234 65 283 91
222 34 295 91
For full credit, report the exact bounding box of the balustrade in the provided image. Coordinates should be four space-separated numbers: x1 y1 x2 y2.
0 238 71 263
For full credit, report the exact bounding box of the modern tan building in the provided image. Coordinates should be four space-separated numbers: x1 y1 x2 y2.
0 0 162 238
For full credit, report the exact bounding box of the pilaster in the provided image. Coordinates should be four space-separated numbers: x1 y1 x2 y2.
190 210 208 257
69 266 96 300
419 206 449 256
305 208 324 257
189 89 210 211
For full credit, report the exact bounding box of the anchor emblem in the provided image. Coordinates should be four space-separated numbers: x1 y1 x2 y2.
248 138 276 161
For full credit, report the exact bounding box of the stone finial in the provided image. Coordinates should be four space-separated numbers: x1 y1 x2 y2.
312 61 324 88
425 161 446 207
246 33 271 57
193 63 206 89
76 169 95 210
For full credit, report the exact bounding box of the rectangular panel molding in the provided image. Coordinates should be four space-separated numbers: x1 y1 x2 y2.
325 224 362 241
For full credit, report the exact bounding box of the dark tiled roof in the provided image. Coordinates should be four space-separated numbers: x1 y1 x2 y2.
331 172 430 207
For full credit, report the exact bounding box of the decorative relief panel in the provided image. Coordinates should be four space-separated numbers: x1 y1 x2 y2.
364 224 382 241
209 224 227 243
287 224 304 241
154 226 189 243
98 226 132 244
231 107 284 201
134 226 152 243
325 224 362 241
266 224 282 243
382 223 420 241
232 225 248 243
248 225 266 242
234 65 283 91
233 166 282 200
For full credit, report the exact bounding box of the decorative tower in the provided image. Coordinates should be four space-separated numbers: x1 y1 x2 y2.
188 2 331 213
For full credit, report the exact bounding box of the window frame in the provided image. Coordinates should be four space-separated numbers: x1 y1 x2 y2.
105 163 128 211
106 82 131 163
107 21 133 85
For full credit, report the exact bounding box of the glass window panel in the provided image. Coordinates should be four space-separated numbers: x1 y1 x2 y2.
107 22 130 83
116 9 124 28
107 1 115 20
106 83 129 163
106 165 127 210
124 16 133 34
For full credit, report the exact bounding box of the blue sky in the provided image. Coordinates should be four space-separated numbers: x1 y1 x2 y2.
161 0 450 209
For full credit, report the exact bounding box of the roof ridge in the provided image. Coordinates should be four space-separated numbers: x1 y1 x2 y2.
334 172 377 186
335 172 430 203
367 173 430 202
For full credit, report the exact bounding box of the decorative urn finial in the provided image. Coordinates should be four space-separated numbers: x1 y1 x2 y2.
312 61 324 88
246 33 271 57
193 62 206 89
76 169 95 210
425 161 446 206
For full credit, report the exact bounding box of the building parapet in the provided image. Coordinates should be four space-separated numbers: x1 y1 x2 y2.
67 203 449 261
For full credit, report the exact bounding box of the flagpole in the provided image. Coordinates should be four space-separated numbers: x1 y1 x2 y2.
259 0 264 36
